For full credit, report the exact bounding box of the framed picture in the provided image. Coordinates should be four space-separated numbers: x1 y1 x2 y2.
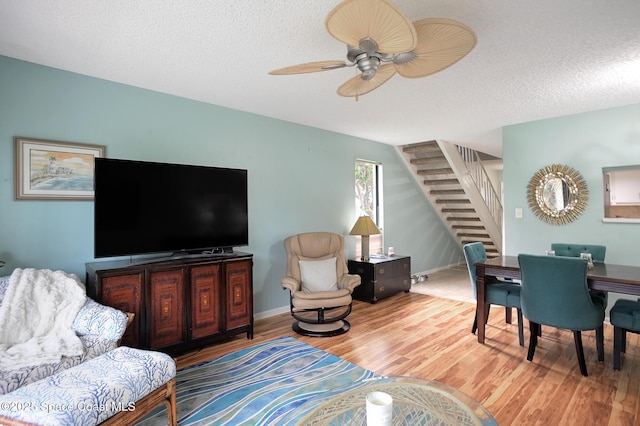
14 137 106 200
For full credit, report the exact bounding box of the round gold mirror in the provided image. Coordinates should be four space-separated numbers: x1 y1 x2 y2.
526 164 589 225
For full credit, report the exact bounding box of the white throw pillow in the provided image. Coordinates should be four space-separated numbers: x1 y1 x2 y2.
299 257 338 293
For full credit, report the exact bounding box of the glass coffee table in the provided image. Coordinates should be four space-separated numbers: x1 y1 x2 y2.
283 376 497 425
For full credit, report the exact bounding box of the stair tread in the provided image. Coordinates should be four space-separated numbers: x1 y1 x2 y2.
410 156 447 165
418 168 454 175
431 189 465 195
402 141 439 154
436 199 471 204
441 208 476 213
423 179 460 185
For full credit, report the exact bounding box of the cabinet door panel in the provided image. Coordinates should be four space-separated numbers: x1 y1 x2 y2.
225 260 252 330
100 272 143 347
190 264 222 339
149 268 185 349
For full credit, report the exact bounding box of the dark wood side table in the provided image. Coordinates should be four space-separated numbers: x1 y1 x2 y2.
348 255 411 303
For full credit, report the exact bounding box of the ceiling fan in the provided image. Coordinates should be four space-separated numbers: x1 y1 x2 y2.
269 0 477 99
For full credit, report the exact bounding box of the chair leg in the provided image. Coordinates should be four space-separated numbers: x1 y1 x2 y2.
472 304 492 333
471 308 478 335
621 329 627 353
527 321 538 361
517 308 524 347
573 331 588 377
596 325 604 363
614 326 623 371
505 306 513 324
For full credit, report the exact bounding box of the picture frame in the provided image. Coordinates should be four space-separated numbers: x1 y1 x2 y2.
14 137 106 200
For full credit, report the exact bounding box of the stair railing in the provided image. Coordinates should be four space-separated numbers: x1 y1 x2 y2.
456 146 503 230
436 140 503 253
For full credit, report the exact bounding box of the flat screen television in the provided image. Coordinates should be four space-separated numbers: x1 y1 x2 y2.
94 158 248 258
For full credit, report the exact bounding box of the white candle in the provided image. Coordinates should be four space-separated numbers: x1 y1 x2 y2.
366 391 393 426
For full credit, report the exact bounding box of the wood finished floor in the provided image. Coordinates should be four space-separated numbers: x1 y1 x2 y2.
176 292 640 426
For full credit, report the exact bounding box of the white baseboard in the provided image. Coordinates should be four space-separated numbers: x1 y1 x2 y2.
255 305 289 321
412 261 466 277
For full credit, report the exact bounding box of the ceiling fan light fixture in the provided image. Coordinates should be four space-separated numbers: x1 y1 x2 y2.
361 70 376 81
358 56 380 80
338 63 396 97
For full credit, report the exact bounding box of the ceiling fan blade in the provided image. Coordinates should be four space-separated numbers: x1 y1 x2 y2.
394 18 477 79
325 0 417 54
269 61 348 75
337 64 396 97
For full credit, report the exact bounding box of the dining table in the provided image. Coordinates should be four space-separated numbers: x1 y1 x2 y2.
475 255 640 344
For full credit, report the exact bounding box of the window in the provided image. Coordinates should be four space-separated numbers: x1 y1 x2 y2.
355 159 383 256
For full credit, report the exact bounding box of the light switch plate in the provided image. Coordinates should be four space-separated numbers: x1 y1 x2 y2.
515 207 523 219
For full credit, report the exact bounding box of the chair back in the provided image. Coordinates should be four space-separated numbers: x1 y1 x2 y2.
463 242 488 300
283 232 349 282
518 254 604 330
550 243 606 264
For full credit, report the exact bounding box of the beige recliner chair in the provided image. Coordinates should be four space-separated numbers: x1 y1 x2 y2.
281 232 361 337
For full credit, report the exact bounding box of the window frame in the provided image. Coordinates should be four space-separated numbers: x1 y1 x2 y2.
355 159 384 257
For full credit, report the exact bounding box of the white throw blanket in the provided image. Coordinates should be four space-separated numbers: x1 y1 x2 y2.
0 268 87 369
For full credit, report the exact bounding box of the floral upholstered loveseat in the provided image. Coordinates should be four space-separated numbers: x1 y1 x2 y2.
0 274 130 395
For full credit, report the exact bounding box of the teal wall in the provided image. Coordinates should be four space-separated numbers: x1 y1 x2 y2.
503 103 640 265
0 56 463 316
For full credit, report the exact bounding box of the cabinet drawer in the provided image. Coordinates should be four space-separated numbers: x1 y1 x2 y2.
372 278 399 300
375 258 411 278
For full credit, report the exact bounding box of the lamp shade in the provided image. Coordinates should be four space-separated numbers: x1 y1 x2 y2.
349 215 381 236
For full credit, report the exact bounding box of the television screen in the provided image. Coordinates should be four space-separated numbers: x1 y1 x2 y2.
94 158 248 258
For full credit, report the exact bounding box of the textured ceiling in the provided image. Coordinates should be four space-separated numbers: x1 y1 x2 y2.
1 0 639 156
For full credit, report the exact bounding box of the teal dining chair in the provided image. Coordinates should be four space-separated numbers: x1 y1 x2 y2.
463 242 524 346
550 243 606 263
610 298 640 370
518 254 605 376
550 243 608 304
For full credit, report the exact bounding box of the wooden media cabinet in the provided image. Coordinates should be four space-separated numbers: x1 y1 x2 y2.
86 252 253 355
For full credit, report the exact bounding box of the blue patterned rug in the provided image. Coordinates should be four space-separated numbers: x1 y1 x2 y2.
136 336 375 425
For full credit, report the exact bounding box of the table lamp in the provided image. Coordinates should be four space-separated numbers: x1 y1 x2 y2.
349 215 381 261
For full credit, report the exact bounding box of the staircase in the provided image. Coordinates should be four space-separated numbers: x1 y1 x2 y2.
399 140 503 257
